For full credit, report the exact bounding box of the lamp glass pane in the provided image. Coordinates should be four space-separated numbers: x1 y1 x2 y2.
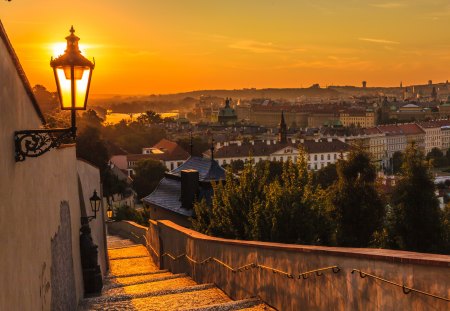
56 67 72 109
75 68 90 109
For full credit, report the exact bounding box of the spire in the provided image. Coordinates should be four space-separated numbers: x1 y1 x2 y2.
189 130 193 156
279 110 287 144
210 136 215 161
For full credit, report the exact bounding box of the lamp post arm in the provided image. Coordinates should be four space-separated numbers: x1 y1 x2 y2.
14 127 75 162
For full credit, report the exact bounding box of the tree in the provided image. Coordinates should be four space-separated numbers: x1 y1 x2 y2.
426 147 447 168
313 163 338 189
193 154 334 245
330 148 385 247
392 151 403 174
33 84 59 113
76 126 109 171
132 158 167 199
389 143 444 253
137 110 163 125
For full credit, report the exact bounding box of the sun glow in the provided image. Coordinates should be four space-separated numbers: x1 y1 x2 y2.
50 42 89 58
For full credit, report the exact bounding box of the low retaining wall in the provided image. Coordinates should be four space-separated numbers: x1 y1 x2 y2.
107 221 147 246
117 220 450 310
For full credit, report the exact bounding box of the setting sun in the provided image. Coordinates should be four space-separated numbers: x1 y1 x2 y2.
1 0 450 95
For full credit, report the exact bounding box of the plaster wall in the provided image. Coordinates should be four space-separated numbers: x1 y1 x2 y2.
0 35 83 310
146 220 450 311
76 159 108 277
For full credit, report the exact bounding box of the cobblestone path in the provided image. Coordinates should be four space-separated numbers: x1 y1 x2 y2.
79 235 274 311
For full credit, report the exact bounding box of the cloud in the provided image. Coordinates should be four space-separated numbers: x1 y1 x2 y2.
228 40 305 54
279 56 372 70
370 2 406 9
358 37 400 44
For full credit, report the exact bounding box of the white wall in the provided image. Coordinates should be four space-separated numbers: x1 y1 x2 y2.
0 30 84 310
77 159 108 278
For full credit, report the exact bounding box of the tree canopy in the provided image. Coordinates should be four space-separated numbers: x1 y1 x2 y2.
132 158 167 199
389 144 444 252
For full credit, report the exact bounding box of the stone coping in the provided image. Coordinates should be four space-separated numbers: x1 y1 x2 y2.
119 220 450 267
157 220 450 268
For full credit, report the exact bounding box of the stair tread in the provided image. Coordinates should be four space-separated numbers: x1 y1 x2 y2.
107 269 168 279
109 256 158 276
180 298 262 311
108 271 173 286
81 285 230 311
108 245 149 259
103 275 196 296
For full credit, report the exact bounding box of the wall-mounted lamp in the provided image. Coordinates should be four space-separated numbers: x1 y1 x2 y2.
82 190 101 222
107 205 113 220
14 26 95 162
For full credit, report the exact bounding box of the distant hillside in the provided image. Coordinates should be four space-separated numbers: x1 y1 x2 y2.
89 82 450 110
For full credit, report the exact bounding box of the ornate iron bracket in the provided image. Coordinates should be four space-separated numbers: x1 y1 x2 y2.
14 127 75 162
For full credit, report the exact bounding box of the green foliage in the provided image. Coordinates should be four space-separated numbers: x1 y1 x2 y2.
76 126 109 171
137 110 163 125
313 163 338 189
113 205 149 226
330 148 385 247
254 160 283 183
442 204 450 254
193 154 334 245
392 151 403 174
426 147 448 168
389 144 444 253
228 159 245 173
133 158 167 199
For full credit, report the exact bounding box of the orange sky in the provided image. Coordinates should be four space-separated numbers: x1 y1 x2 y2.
1 0 450 95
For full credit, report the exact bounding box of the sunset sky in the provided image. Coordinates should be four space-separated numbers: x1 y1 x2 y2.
1 0 450 95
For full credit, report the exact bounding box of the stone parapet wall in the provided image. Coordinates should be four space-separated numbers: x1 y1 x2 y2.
107 221 147 246
112 220 450 310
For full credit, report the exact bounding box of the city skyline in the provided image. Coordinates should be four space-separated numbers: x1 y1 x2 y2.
1 0 450 95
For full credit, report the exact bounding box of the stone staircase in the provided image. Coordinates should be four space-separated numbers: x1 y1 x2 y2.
79 235 273 311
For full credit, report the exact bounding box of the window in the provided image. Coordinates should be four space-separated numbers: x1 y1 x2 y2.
321 154 324 160
223 159 227 165
314 155 317 161
327 154 330 160
170 163 174 170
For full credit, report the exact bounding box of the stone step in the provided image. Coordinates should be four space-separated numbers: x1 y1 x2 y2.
106 271 173 287
80 283 220 310
238 304 275 311
103 274 195 296
180 297 263 311
107 269 169 279
108 245 150 259
109 256 158 276
83 286 232 311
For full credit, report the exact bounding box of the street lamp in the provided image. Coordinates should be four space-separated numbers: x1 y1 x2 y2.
82 190 101 222
14 26 95 162
107 205 113 220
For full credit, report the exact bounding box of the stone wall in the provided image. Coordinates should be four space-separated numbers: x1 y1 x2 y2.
141 220 449 311
0 22 106 310
77 159 108 277
107 220 148 246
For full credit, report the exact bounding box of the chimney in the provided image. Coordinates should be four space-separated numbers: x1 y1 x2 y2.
181 169 199 210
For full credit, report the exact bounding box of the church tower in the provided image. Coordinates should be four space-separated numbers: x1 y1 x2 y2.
279 111 287 144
